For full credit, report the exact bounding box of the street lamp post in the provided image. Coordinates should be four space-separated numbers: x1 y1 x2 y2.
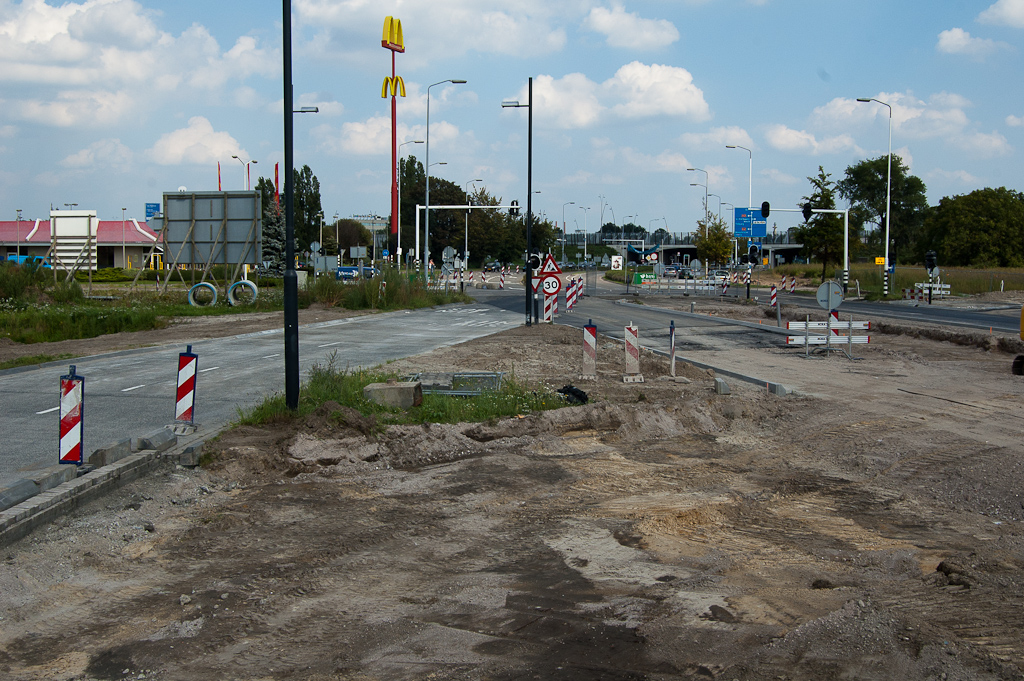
463 177 482 292
579 206 590 264
857 97 893 295
707 194 722 218
687 168 709 219
561 201 575 264
425 78 467 278
15 209 22 259
231 155 257 190
397 139 423 270
725 145 752 210
502 77 535 325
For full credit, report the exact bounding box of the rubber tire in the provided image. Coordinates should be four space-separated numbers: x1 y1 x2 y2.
227 279 258 307
1013 355 1024 376
187 282 218 307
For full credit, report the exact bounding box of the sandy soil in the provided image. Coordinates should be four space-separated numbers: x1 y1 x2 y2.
3 296 1024 679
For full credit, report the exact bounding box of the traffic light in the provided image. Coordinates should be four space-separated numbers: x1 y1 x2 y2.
925 250 938 273
761 201 770 219
528 253 541 271
749 243 759 261
509 200 520 216
802 203 813 221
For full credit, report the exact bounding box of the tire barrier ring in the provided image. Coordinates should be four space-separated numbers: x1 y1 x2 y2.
187 282 218 307
227 279 258 307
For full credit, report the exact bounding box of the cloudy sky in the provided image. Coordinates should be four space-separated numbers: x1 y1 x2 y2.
1 0 1022 236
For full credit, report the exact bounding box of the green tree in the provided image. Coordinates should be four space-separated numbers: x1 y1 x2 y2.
923 187 1024 267
694 214 732 266
293 165 323 252
255 176 286 273
836 155 927 262
794 166 844 281
396 155 426 262
332 218 372 258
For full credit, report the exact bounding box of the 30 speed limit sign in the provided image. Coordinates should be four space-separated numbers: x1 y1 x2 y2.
541 275 561 295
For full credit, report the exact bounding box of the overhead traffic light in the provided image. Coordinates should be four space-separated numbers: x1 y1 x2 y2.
761 201 770 218
509 200 520 216
802 203 813 222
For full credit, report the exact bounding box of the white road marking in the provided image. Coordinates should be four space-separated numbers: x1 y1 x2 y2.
318 342 342 348
36 406 59 415
121 385 146 392
199 367 219 373
262 353 280 359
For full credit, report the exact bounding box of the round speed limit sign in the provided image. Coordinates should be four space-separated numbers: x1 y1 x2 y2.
541 275 561 296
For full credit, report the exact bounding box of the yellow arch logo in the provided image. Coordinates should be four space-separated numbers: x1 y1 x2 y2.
381 76 406 99
382 16 405 52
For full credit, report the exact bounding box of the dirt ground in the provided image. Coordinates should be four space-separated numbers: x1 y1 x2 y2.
4 294 1024 680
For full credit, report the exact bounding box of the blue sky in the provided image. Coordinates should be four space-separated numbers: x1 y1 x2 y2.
1 0 1022 237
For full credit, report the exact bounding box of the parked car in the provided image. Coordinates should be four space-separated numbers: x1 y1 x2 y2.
676 268 695 280
483 261 503 272
711 269 729 282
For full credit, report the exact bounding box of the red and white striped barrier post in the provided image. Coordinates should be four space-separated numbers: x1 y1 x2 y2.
468 271 474 285
553 290 559 316
623 322 644 382
543 294 555 322
581 320 597 380
722 280 729 296
669 320 676 378
732 272 738 284
175 345 198 424
568 278 577 311
789 275 796 293
516 265 520 274
500 270 505 289
59 365 85 466
770 285 777 308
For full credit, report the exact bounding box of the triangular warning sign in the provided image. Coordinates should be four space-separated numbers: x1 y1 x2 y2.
540 253 562 275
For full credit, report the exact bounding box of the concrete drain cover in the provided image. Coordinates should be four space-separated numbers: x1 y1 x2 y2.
402 372 505 396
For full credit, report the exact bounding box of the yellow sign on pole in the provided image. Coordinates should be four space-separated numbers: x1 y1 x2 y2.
875 256 885 265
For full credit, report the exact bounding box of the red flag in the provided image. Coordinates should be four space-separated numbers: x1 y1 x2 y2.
217 161 222 191
274 163 280 207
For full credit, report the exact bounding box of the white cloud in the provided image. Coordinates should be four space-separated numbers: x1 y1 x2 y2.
979 0 1024 28
12 89 134 127
607 62 710 120
583 4 679 49
928 169 981 185
764 124 859 155
322 116 460 156
60 138 133 168
294 0 568 62
810 91 1008 158
1007 114 1024 126
148 116 244 165
936 28 1006 58
760 169 802 186
679 126 754 150
526 73 605 129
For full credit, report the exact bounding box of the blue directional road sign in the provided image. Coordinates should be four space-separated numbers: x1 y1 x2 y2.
733 207 766 238
145 203 160 219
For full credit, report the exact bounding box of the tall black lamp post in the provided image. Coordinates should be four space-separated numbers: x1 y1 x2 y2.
502 77 534 325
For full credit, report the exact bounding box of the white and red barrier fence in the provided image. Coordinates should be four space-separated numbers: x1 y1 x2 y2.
581 321 597 380
175 345 198 424
543 294 555 323
624 323 643 382
770 285 777 308
59 365 85 466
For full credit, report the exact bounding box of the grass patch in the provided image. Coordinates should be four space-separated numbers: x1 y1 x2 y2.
237 353 565 428
0 353 77 371
0 305 166 343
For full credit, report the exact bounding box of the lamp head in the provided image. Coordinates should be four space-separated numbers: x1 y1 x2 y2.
856 98 871 103
451 79 467 84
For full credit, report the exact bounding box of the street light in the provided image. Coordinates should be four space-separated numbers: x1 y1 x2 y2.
725 145 752 210
502 77 535 325
687 168 709 220
579 206 590 264
561 201 575 263
231 155 258 190
397 139 423 270
857 97 893 293
425 78 467 278
707 194 722 218
463 177 482 291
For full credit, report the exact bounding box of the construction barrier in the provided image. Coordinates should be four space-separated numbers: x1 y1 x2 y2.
770 285 777 308
789 276 796 294
581 321 597 380
623 323 643 382
669 320 676 377
59 365 85 466
543 294 554 323
175 345 198 424
500 271 505 289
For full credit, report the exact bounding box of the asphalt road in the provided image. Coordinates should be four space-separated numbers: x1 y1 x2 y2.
0 304 521 487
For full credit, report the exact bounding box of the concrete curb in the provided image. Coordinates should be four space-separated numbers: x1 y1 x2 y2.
0 429 219 549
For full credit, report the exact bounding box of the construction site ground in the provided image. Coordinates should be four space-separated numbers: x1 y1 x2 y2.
3 292 1024 680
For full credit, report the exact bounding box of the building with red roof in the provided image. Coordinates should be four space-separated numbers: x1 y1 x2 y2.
0 211 162 270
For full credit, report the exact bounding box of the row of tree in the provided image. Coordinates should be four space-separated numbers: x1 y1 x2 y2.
773 157 1024 273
